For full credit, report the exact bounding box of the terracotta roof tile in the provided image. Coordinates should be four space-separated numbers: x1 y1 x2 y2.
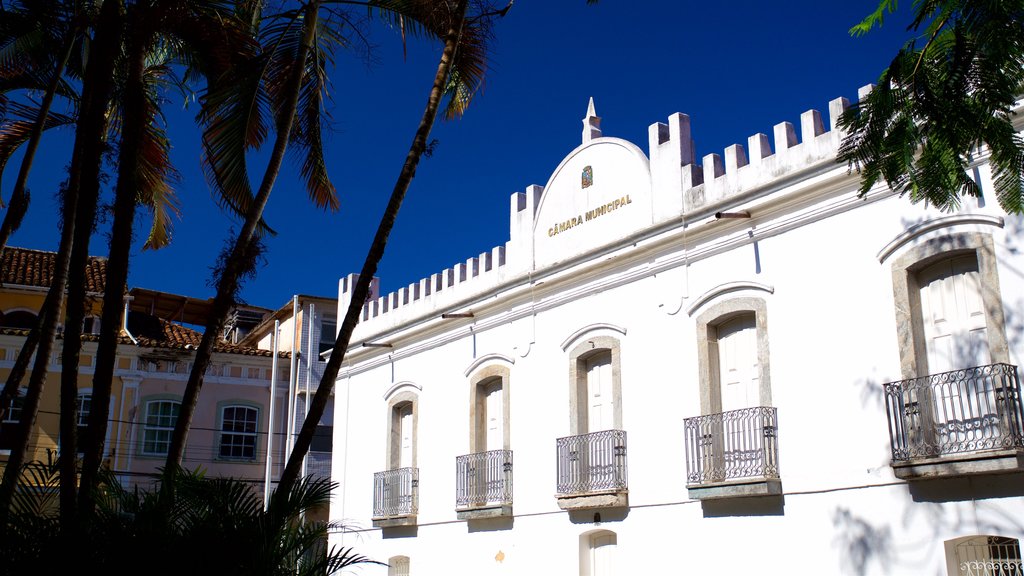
1 247 107 293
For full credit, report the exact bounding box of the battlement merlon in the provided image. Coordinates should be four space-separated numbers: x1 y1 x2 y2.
649 113 697 218
648 88 868 218
507 184 543 271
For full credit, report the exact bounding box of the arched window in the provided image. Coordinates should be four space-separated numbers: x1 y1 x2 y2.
889 231 1009 379
694 297 772 414
387 555 410 576
944 535 1022 575
686 296 780 495
579 530 617 576
0 310 37 329
566 334 624 435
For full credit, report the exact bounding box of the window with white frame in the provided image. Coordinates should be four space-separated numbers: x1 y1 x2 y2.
142 400 180 456
318 315 336 355
77 393 92 454
0 392 24 451
219 405 259 460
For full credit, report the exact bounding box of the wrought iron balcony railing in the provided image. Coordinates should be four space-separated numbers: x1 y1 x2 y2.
455 449 513 509
883 363 1024 462
683 406 780 486
373 467 418 518
556 430 627 495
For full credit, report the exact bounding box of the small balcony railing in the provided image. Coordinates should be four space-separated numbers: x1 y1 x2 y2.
556 430 627 495
883 363 1024 462
455 449 513 509
683 406 780 486
372 467 418 518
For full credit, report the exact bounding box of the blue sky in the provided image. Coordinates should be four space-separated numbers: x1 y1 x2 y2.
6 1 915 314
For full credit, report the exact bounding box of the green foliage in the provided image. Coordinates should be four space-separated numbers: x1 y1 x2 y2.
838 0 1024 214
0 463 376 576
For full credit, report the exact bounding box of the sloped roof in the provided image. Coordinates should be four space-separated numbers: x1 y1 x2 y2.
0 313 285 358
1 247 107 293
127 311 281 357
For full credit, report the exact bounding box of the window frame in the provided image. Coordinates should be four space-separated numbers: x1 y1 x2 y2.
387 555 410 576
76 391 92 455
385 389 418 470
217 402 261 461
567 335 623 435
468 364 511 454
140 398 181 457
694 297 773 415
890 231 1009 379
0 390 25 452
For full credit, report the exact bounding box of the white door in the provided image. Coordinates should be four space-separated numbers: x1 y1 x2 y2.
398 405 413 469
590 533 617 576
718 314 759 412
919 255 989 374
586 351 614 433
484 381 503 452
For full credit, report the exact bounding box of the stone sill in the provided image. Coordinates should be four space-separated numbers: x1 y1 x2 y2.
555 490 628 510
371 514 417 528
456 504 513 520
892 448 1024 480
687 477 782 501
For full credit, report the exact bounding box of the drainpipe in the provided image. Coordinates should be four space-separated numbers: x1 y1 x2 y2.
264 320 280 509
286 296 299 460
303 302 315 479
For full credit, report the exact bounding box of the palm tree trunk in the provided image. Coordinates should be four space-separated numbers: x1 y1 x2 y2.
0 0 123 519
0 36 76 423
0 34 76 258
276 0 468 496
165 1 321 470
79 35 148 516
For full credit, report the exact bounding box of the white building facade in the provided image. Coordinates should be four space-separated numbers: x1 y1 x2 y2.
328 93 1024 575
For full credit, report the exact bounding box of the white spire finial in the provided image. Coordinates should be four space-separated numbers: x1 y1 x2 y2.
582 97 602 143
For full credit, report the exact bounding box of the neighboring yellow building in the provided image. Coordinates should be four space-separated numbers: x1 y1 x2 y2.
0 247 297 496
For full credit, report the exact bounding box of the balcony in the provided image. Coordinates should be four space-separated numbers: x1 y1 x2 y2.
555 430 628 510
683 406 781 500
455 449 513 519
883 363 1024 480
372 467 418 528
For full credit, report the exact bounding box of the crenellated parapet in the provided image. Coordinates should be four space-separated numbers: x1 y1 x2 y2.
338 86 874 339
340 245 510 339
649 87 870 222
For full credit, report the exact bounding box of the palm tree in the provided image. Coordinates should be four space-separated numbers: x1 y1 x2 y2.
0 0 84 259
165 0 487 470
1 457 378 575
78 0 254 519
0 0 83 425
0 0 124 520
164 0 335 471
278 0 491 494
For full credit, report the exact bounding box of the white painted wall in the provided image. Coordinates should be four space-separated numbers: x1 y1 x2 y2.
328 95 1024 575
